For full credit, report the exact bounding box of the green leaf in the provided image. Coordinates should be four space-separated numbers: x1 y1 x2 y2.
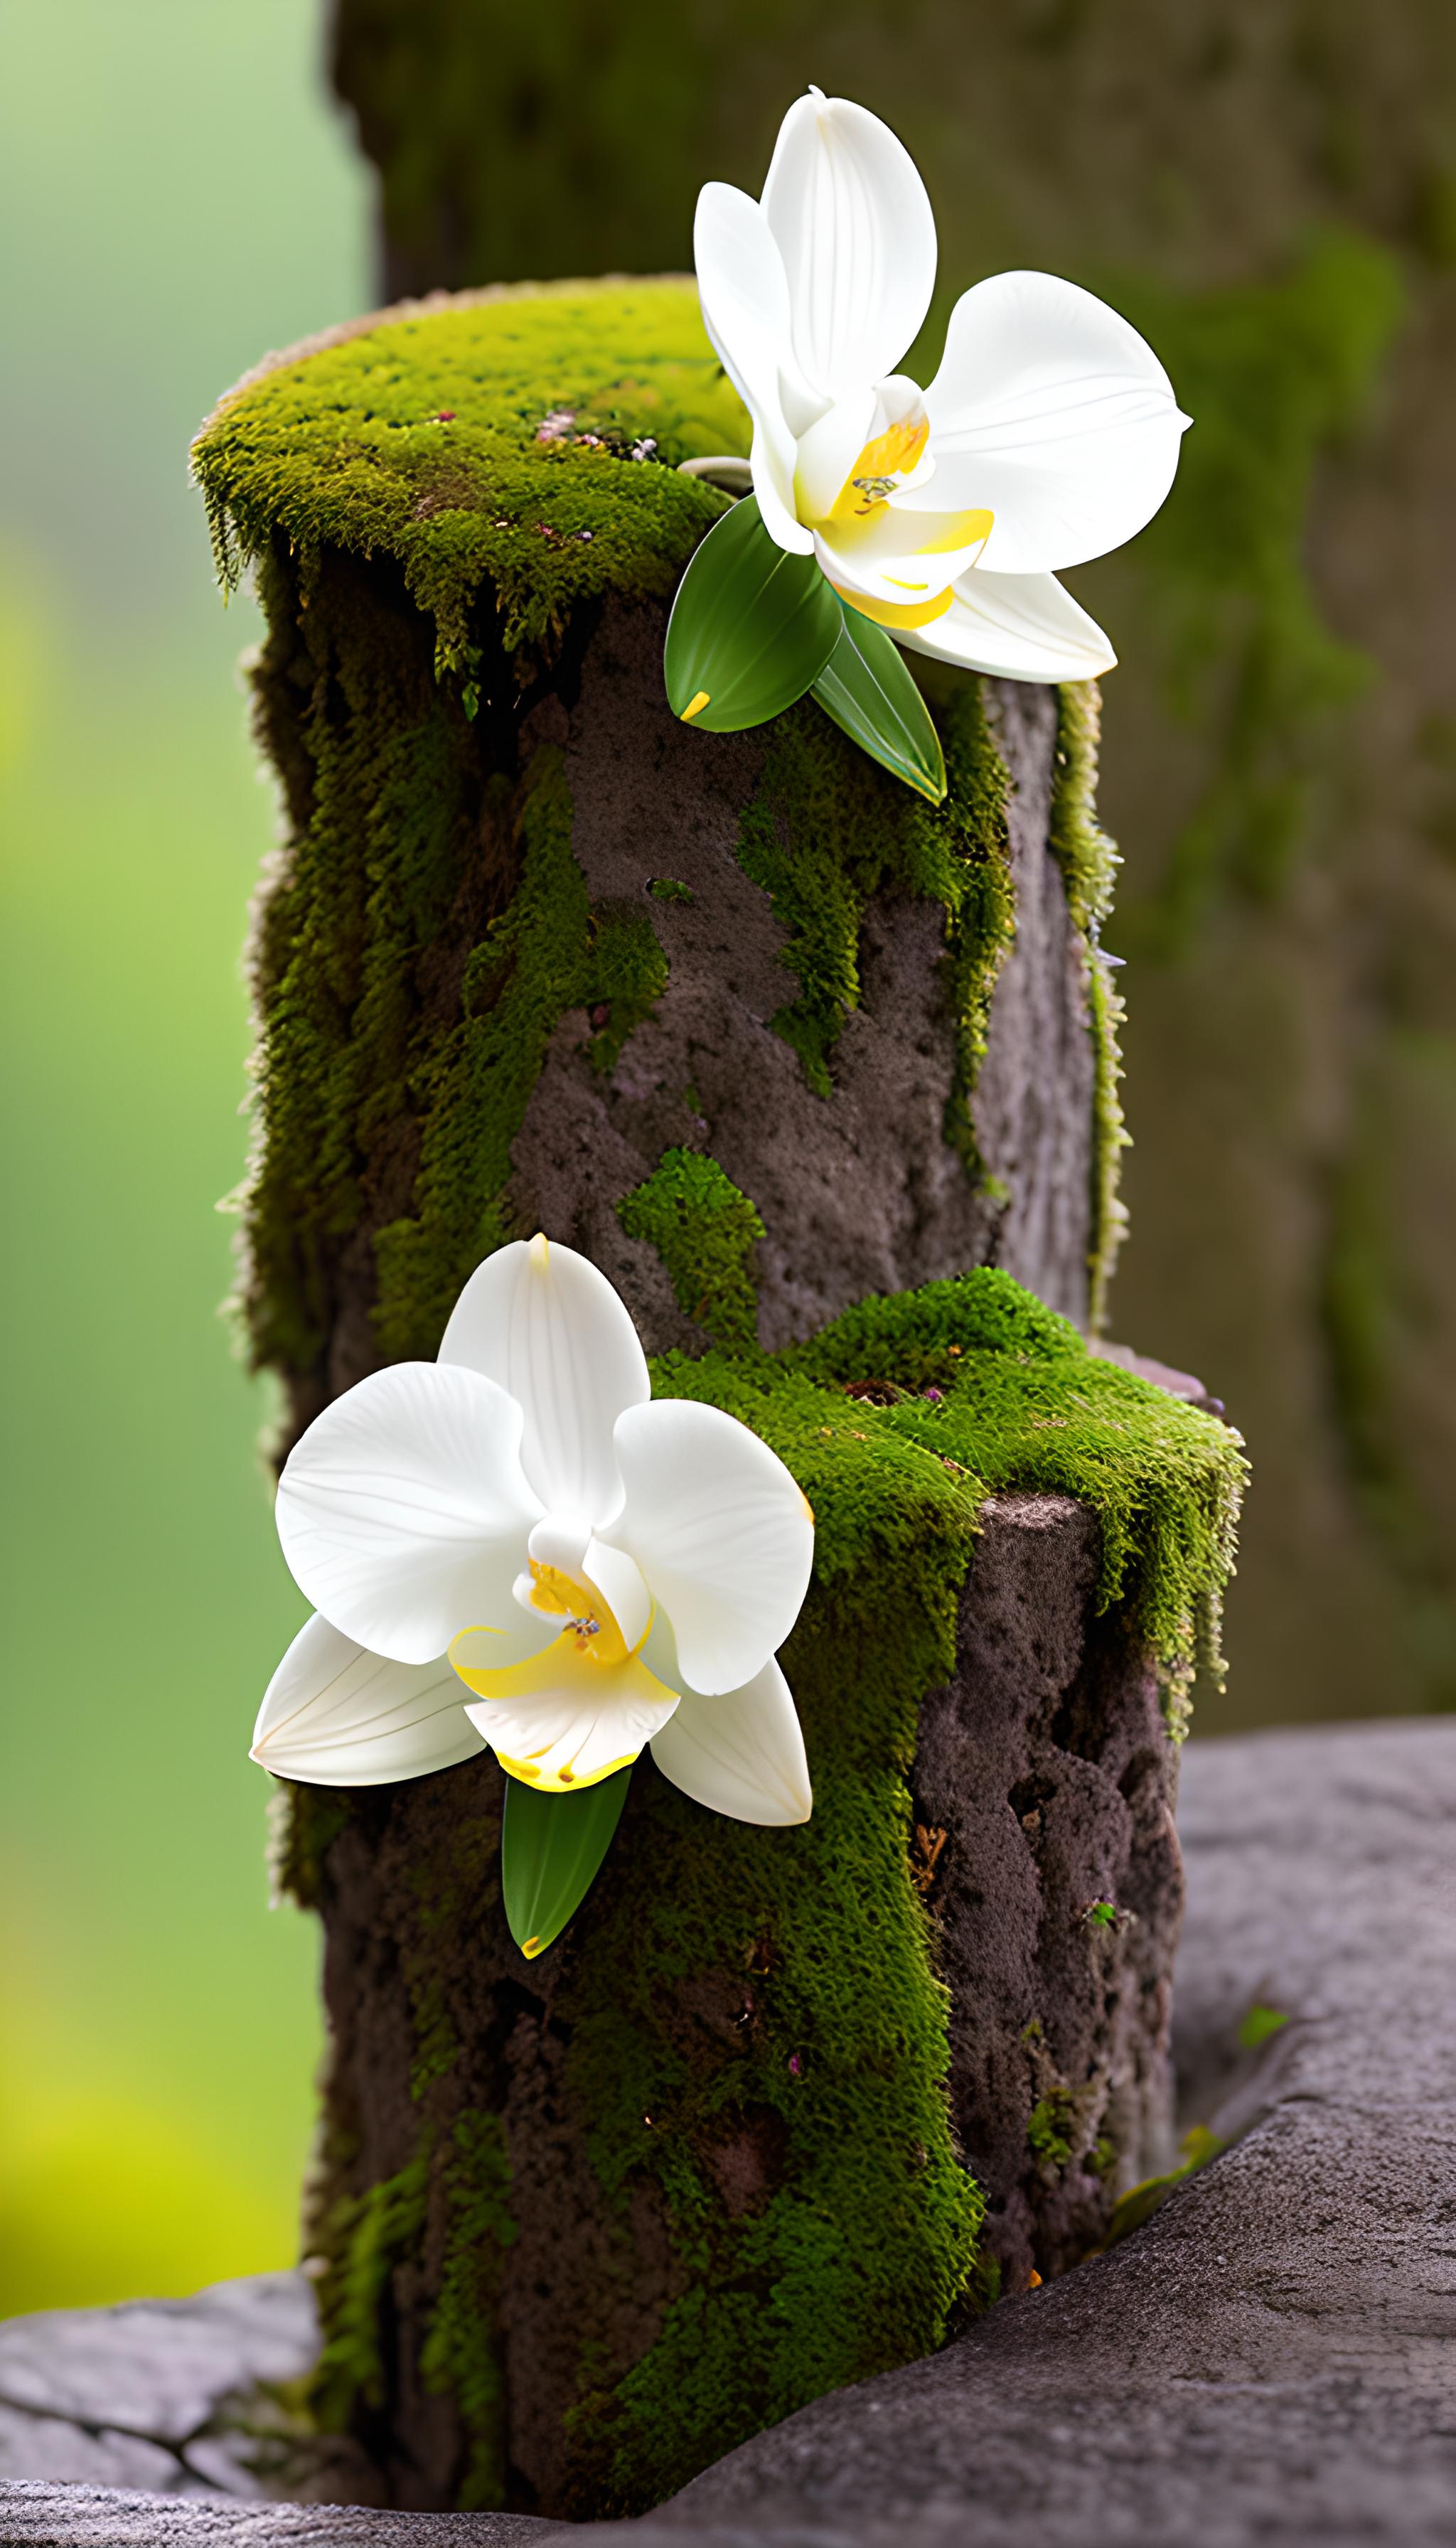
664 496 840 732
1236 2001 1290 2050
1103 2124 1227 2248
499 1766 631 1959
810 601 948 803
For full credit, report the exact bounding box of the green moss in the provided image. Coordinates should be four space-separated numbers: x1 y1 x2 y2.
1050 680 1130 1334
269 1781 353 1912
617 1148 765 1349
193 280 746 671
420 2114 517 2510
1027 2091 1077 2177
1115 230 1405 944
311 2153 430 2427
773 1269 1243 1706
582 904 669 1076
646 875 695 904
734 675 1013 1156
1103 2124 1226 2248
309 2118 515 2505
1237 2003 1290 2050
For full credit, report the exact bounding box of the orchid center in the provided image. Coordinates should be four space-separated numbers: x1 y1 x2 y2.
525 1557 643 1668
826 412 929 522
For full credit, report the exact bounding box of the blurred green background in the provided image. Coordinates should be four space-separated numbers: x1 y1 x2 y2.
4 0 1454 2317
0 0 366 2315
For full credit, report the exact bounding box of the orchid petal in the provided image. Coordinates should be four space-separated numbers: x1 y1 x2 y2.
454 1627 679 1792
583 1536 653 1655
694 180 815 555
251 1612 484 1787
645 1617 811 1826
896 567 1116 682
762 89 936 400
439 1234 649 1528
921 270 1189 574
275 1361 540 1665
605 1399 814 1696
814 500 993 607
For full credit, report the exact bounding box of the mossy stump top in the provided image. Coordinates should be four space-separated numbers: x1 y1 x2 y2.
196 276 744 670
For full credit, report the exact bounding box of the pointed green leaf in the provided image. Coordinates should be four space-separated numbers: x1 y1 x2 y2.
665 496 840 732
811 601 948 803
500 1766 631 1959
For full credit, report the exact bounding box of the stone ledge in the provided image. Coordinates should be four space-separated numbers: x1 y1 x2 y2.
2 1718 1453 2547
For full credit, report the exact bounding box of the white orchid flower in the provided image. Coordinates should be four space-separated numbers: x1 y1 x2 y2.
251 1236 814 1828
692 87 1189 683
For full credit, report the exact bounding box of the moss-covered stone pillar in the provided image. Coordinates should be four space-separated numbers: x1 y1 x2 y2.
196 280 1242 2517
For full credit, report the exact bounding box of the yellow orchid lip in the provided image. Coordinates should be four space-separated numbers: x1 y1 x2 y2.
493 1740 641 1793
449 1557 669 1794
832 583 956 632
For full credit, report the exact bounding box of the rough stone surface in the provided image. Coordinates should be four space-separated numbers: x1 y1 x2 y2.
914 1494 1179 2291
507 611 1091 1350
2 1718 1452 2544
0 2279 319 2498
970 679 1093 1323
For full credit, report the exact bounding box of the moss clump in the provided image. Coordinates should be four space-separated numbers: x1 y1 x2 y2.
193 279 745 670
582 902 669 1076
1050 680 1129 1332
617 1149 765 1349
1027 2091 1078 2177
772 1268 1243 1706
267 1780 353 1911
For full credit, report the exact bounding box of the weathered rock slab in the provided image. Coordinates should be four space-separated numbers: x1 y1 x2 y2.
0 2277 318 2498
2 1718 1453 2545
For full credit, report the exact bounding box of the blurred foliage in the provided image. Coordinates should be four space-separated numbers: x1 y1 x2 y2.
0 0 368 2316
1114 232 1405 949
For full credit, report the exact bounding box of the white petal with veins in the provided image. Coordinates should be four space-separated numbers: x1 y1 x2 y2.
693 180 815 555
897 567 1116 682
762 90 937 400
606 1398 814 1695
922 269 1188 574
439 1234 649 1526
275 1361 541 1664
646 1616 811 1825
251 1612 484 1787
